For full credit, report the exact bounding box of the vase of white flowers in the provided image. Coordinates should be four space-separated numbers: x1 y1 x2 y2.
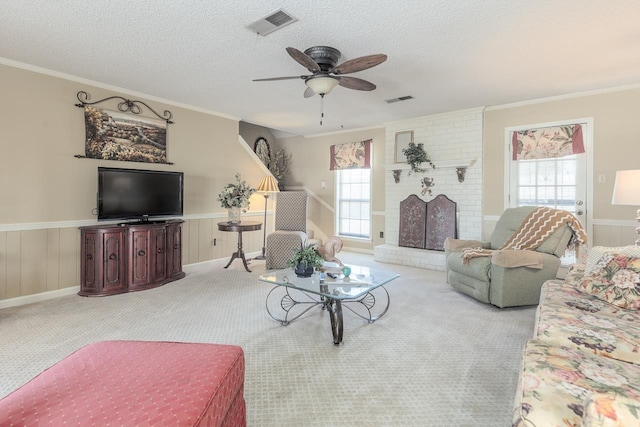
227 207 241 223
218 173 255 223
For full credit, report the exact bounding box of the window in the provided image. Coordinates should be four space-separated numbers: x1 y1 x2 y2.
506 119 592 266
336 168 371 239
509 153 585 266
514 155 578 214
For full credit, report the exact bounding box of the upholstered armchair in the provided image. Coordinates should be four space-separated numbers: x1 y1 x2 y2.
445 206 581 308
265 191 308 269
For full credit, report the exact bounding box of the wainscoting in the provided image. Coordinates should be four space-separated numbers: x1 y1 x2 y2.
0 211 273 304
0 227 80 300
483 217 637 248
592 220 638 247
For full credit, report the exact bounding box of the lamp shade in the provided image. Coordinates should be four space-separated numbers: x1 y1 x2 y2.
612 169 640 205
305 76 339 95
257 175 279 193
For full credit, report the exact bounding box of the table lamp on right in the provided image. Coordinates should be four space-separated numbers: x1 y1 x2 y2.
612 169 640 246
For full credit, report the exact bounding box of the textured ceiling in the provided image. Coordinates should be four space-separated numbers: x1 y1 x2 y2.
2 1 640 137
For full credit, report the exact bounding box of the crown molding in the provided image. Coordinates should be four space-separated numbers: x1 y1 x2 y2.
486 82 640 111
0 57 241 121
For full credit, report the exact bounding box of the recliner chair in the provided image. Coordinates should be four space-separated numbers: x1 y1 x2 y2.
445 206 577 308
265 191 308 269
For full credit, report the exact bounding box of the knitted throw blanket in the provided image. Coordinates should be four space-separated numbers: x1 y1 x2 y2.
461 207 587 264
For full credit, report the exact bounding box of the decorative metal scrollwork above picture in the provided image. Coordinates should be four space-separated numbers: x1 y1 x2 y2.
74 91 174 164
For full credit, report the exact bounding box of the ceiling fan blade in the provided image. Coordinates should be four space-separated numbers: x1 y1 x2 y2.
333 54 387 75
303 87 316 98
286 47 321 73
337 76 376 91
253 76 306 82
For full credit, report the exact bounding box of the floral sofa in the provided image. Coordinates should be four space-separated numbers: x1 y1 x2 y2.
512 246 640 426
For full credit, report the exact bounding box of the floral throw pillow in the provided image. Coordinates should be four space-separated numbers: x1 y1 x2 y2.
584 245 640 275
576 252 640 310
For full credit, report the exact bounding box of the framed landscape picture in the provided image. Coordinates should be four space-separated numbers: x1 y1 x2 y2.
83 106 168 163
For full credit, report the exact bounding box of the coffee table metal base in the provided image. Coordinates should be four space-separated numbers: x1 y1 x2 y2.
265 286 390 345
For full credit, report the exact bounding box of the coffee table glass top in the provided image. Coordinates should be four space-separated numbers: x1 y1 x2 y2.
259 265 399 300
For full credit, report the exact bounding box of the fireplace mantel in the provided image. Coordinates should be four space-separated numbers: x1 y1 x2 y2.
384 158 476 170
386 159 477 183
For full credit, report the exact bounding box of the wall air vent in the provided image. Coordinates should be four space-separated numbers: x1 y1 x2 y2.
246 8 298 36
385 96 414 104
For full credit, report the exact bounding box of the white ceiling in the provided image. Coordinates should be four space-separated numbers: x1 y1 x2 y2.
2 1 640 137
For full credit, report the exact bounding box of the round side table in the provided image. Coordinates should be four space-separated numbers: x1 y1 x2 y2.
217 221 262 272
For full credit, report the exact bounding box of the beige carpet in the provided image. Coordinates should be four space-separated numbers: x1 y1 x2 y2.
0 252 535 426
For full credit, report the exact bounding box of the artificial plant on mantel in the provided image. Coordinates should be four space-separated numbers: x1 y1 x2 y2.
402 142 435 175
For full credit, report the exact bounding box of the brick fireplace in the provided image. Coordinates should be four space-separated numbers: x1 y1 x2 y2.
374 107 483 271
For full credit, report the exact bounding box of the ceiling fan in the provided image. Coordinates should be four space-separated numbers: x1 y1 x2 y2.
253 46 387 98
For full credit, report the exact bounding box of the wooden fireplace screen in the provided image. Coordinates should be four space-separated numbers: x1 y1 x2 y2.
399 194 457 251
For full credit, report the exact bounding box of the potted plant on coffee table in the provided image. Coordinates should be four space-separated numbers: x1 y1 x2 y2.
286 245 324 277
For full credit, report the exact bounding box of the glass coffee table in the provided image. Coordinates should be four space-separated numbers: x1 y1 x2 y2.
259 265 399 345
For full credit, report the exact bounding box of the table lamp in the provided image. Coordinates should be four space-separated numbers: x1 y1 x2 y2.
612 169 640 245
254 175 280 259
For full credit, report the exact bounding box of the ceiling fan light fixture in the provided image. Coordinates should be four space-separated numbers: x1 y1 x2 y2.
305 76 339 95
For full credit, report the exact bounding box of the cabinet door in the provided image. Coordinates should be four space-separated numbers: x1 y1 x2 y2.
129 229 152 287
81 231 98 292
152 227 167 282
102 230 126 292
166 223 183 278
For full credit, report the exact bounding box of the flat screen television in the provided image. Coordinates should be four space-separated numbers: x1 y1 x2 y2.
98 167 184 221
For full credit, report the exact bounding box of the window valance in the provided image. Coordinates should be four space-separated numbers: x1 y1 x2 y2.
330 139 371 170
512 124 585 160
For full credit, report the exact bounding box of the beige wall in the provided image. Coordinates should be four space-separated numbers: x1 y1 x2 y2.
277 127 386 251
0 64 268 222
239 121 276 159
483 87 640 246
0 63 269 300
484 87 640 220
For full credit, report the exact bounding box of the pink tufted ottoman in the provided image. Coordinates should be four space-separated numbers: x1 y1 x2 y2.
0 340 246 426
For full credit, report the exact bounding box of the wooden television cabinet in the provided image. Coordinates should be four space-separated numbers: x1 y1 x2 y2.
79 220 185 296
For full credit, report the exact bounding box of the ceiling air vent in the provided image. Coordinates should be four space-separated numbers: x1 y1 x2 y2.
385 96 414 104
246 8 298 36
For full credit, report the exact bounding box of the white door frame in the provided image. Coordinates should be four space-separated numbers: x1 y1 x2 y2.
503 117 594 247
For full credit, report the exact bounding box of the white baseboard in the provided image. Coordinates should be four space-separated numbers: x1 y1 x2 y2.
0 286 80 310
0 251 264 310
183 251 262 270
